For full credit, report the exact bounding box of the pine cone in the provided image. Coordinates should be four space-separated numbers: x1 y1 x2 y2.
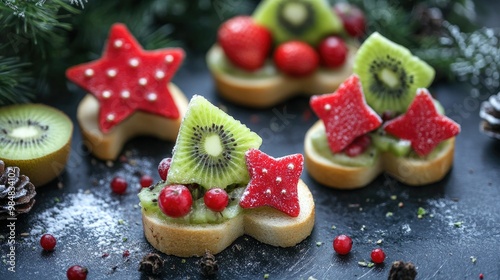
388 261 417 280
479 93 500 139
138 253 164 276
0 160 36 220
199 249 218 276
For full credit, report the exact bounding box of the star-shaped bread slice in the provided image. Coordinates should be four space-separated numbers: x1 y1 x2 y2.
310 75 382 153
66 23 184 133
383 88 461 156
239 149 303 217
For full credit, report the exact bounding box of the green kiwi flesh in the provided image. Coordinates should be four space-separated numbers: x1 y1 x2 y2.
139 182 244 224
0 104 73 186
310 128 378 167
371 130 411 157
253 0 343 46
353 32 435 114
166 95 262 189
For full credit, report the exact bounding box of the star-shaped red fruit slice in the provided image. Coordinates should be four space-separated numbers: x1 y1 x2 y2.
383 88 461 156
239 149 303 217
66 23 185 133
310 75 382 153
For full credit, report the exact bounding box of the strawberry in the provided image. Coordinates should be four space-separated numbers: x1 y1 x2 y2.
239 149 303 217
383 88 461 156
217 16 272 71
310 75 382 153
273 41 319 77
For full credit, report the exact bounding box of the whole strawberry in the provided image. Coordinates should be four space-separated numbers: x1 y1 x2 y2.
218 16 272 71
274 41 319 77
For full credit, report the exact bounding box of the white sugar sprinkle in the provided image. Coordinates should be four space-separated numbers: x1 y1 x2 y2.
165 55 174 63
281 189 287 195
287 163 294 170
155 70 165 79
107 69 117 77
106 113 115 121
129 58 139 67
114 39 123 48
84 69 94 77
121 90 130 99
139 78 147 86
324 104 332 111
265 189 271 195
262 168 268 174
102 90 112 99
276 177 282 183
147 93 157 102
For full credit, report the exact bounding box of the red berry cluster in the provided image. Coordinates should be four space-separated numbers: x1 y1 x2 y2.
333 234 386 264
156 158 230 218
217 3 366 77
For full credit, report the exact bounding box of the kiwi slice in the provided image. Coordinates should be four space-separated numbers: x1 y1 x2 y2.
310 128 378 167
166 95 262 189
0 104 73 186
253 0 343 46
353 32 435 114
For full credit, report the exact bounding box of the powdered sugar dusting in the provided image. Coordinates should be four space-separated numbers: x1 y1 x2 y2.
29 190 129 255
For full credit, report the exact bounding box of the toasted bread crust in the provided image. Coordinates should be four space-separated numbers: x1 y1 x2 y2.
207 44 357 108
77 83 188 160
304 120 456 189
141 180 315 257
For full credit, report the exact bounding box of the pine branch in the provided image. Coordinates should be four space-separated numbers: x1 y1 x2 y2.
0 56 34 106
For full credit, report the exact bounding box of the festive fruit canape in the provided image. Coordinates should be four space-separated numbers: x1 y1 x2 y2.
206 0 365 108
66 23 188 160
138 95 315 257
304 33 461 189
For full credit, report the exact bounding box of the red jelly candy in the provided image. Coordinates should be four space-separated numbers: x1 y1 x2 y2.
310 75 382 153
239 149 303 217
66 23 184 133
383 88 460 156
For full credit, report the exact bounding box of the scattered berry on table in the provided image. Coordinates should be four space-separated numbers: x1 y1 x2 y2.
66 265 88 280
318 36 348 68
40 233 57 251
204 188 229 212
333 234 353 255
371 248 386 264
110 176 128 194
157 158 172 181
140 174 154 188
158 185 193 218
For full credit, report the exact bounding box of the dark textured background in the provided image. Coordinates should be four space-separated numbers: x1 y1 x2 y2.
1 1 500 279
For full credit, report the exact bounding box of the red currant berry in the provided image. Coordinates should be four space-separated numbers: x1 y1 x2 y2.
204 188 229 212
40 233 57 251
333 234 353 255
333 3 366 38
158 158 172 181
110 176 128 194
318 36 348 68
66 265 88 280
158 185 193 218
139 174 154 188
370 248 386 264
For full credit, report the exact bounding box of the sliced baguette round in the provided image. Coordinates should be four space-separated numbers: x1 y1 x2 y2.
304 121 383 189
382 137 455 186
142 180 315 257
206 44 357 108
304 120 456 189
77 83 188 160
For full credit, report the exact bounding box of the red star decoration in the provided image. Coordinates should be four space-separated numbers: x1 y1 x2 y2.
310 75 382 153
239 149 303 217
66 23 185 133
384 88 460 156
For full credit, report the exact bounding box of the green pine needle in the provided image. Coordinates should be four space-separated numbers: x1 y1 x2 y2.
0 56 34 106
